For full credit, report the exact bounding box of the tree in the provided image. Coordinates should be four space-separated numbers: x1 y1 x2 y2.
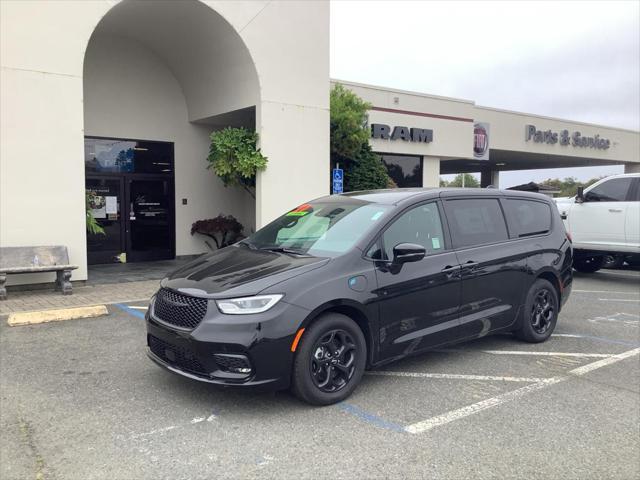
345 147 394 191
206 127 268 199
440 173 480 188
539 176 602 197
330 84 371 162
330 84 391 191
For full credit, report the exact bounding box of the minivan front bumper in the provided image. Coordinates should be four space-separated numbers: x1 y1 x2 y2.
145 294 310 391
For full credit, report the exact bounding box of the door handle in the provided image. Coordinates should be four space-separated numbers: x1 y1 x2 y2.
441 265 460 273
608 209 623 213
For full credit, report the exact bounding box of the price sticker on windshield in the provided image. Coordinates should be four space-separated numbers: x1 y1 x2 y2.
286 203 313 217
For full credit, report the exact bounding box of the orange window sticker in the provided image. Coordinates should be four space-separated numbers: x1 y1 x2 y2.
286 203 313 217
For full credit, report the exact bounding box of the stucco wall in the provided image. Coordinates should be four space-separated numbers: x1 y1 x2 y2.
0 0 329 284
475 106 639 164
334 80 474 160
84 34 255 256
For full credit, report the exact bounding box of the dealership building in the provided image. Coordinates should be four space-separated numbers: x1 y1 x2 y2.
1 0 639 286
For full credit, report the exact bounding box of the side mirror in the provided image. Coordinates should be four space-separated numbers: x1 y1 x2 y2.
575 186 585 204
393 243 426 264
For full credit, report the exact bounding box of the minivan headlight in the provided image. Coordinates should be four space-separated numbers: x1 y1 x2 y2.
216 294 284 315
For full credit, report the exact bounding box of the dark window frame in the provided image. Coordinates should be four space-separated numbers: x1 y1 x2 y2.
584 177 635 203
363 200 451 261
375 152 424 188
442 196 510 250
500 197 553 240
85 135 175 175
630 178 640 202
84 135 176 264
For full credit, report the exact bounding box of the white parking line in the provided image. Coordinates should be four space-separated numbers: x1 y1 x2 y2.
597 298 640 303
480 350 613 358
438 349 613 358
130 425 178 439
128 306 149 310
405 378 563 434
404 347 640 434
573 290 639 295
367 371 547 383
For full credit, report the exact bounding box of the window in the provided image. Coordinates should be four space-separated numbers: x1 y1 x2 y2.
503 199 551 238
585 178 633 202
85 137 174 174
246 201 391 258
379 154 423 188
444 198 508 248
633 179 640 202
380 203 444 260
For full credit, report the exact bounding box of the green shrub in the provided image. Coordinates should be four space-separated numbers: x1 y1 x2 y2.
207 127 267 199
345 147 391 192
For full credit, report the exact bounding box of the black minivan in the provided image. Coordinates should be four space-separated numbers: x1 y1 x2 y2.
146 188 572 405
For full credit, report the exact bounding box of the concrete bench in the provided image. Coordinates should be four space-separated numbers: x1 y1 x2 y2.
0 246 78 300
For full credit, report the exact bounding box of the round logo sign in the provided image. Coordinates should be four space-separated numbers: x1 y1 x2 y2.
473 123 489 158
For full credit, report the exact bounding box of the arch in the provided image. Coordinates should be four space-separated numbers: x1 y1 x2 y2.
82 0 261 265
84 0 260 122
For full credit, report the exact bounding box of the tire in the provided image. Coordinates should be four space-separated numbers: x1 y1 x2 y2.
573 255 604 273
515 279 559 343
602 255 623 269
291 313 367 406
625 256 640 268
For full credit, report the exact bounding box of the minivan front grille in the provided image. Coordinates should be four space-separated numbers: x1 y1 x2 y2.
153 288 208 330
148 334 208 376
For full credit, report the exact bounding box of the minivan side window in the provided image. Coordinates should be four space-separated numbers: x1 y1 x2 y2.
380 203 445 260
502 199 551 238
444 198 508 249
585 178 633 202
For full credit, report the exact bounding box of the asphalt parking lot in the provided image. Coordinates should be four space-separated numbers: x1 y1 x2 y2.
1 270 639 480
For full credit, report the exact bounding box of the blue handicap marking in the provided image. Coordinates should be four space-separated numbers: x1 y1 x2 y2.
332 168 344 194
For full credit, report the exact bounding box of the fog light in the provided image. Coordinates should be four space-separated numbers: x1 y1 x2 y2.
213 353 252 375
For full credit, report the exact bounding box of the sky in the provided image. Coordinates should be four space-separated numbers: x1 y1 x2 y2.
330 0 640 187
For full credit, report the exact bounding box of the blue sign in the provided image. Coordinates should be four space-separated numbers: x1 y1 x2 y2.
332 168 343 194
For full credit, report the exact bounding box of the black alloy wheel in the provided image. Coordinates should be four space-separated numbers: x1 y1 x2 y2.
515 278 559 343
531 288 554 335
309 329 357 393
291 313 366 405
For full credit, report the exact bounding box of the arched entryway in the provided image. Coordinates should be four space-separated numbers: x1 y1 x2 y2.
83 0 260 265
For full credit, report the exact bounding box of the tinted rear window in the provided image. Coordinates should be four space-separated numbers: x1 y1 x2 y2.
503 199 551 238
444 198 508 248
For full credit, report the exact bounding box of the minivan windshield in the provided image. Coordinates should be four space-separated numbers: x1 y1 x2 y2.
241 201 391 257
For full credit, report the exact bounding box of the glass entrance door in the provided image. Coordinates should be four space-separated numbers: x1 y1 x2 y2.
86 177 125 264
125 177 174 262
85 137 175 265
86 175 175 264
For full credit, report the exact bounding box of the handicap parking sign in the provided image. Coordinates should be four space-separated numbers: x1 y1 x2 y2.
332 168 343 194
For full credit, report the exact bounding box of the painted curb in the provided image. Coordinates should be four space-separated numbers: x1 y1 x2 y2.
7 305 109 326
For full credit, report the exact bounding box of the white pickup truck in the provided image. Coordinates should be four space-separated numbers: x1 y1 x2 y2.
555 173 640 273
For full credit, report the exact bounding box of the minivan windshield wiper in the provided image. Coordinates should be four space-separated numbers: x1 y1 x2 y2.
259 246 310 256
237 241 258 250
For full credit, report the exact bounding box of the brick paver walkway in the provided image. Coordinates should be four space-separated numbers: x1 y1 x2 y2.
0 279 160 315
